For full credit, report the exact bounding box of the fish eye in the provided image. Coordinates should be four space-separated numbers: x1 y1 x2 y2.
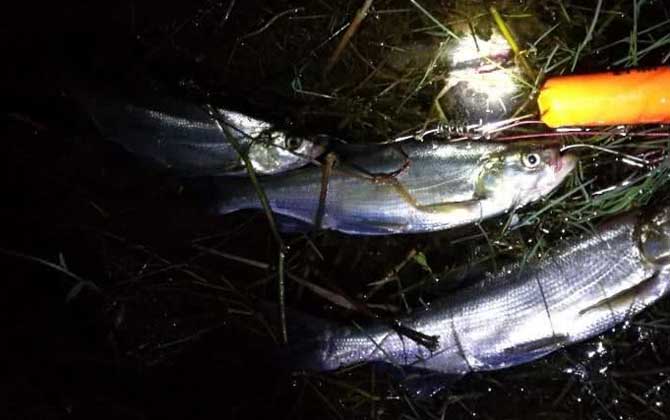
522 153 542 169
285 137 303 150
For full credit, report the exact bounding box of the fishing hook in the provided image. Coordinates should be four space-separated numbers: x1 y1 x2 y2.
559 143 651 167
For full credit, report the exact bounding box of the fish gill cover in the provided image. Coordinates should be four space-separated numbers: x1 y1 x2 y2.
3 0 670 419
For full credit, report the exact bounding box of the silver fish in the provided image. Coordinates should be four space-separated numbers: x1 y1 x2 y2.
296 206 670 378
79 92 325 176
213 141 576 235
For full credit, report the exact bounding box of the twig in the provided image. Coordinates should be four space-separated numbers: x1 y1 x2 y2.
287 272 358 311
392 321 439 352
314 152 337 231
218 0 237 31
227 7 303 70
239 7 303 41
193 244 270 270
323 0 374 77
205 105 285 249
0 248 100 297
367 249 417 288
205 104 288 345
278 250 287 343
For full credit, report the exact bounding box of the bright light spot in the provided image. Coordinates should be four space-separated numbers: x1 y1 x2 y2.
443 31 519 106
449 32 510 67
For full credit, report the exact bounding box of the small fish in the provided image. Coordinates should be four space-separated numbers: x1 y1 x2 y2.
440 30 521 124
77 91 325 176
292 205 670 381
210 140 576 235
386 30 519 125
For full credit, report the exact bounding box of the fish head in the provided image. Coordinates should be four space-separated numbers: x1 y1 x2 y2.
639 206 670 266
247 130 326 175
563 207 670 338
477 143 576 208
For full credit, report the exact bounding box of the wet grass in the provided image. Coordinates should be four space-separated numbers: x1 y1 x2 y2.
5 0 670 419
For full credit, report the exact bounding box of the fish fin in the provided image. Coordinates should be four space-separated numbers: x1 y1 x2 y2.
415 199 482 215
485 335 567 368
385 178 483 215
273 213 315 234
336 218 409 235
502 335 567 355
186 178 323 233
578 272 659 316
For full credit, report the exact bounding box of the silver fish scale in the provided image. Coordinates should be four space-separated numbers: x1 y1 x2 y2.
219 147 482 233
343 142 506 207
217 140 574 235
311 212 667 374
536 217 656 343
81 92 322 175
95 103 237 170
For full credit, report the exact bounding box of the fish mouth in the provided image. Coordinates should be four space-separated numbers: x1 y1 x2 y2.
640 207 670 265
532 151 576 199
553 152 577 178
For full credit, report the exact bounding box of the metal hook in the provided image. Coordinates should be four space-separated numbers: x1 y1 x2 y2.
560 143 651 167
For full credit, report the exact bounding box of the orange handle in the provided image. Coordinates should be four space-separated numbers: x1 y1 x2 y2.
538 66 670 128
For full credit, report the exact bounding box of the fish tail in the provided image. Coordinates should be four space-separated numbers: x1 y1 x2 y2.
187 177 320 235
70 84 136 137
72 86 168 163
255 302 338 372
71 84 236 175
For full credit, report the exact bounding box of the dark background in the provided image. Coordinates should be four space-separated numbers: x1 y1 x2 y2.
2 1 289 418
3 1 670 419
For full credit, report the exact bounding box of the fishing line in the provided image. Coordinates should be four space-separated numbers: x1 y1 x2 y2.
473 114 537 134
390 115 538 143
478 119 545 136
591 174 638 197
560 143 651 167
498 129 670 141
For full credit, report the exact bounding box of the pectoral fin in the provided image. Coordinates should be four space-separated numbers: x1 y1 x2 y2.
502 335 568 356
484 334 568 368
415 199 483 216
578 272 658 317
389 179 483 215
